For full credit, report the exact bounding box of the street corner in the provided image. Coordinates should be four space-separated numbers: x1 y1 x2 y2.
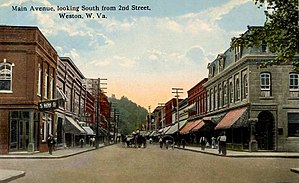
0 169 25 183
290 168 299 174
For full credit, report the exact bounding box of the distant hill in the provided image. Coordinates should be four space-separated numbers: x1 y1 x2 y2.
109 96 148 135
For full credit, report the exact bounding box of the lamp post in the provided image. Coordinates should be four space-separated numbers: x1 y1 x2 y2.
96 78 107 149
172 88 183 143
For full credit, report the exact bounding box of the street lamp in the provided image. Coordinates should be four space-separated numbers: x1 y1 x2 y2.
96 78 107 149
172 88 183 142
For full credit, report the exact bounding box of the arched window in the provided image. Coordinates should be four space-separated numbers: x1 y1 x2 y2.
260 72 271 97
289 73 299 97
0 60 13 92
223 84 227 106
229 82 233 103
235 78 240 101
244 75 248 99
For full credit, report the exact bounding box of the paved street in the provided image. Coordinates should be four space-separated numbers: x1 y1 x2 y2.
1 144 299 183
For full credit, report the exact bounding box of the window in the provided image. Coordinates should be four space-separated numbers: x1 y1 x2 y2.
244 75 248 99
50 74 54 99
289 73 299 90
289 73 299 97
229 82 233 103
235 78 240 101
44 69 48 99
260 73 271 97
218 87 222 108
37 64 42 96
235 45 242 61
0 60 13 92
223 84 227 106
288 113 299 137
214 86 217 110
210 89 214 111
42 114 47 142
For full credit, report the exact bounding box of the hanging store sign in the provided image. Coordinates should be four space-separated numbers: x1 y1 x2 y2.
38 100 59 111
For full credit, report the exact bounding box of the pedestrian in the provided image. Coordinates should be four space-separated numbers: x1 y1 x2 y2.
211 137 216 149
92 137 96 147
218 132 227 155
199 136 207 150
181 138 186 149
79 137 84 148
159 137 163 148
47 134 55 155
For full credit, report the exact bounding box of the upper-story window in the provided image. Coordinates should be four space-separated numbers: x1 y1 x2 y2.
218 86 222 108
229 82 234 103
289 73 299 97
235 78 240 101
243 75 248 99
0 60 13 92
37 64 42 96
44 69 48 99
223 83 228 106
50 74 54 99
234 45 242 61
210 89 214 111
260 72 271 97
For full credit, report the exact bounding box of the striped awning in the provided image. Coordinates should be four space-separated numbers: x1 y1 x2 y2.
215 107 248 130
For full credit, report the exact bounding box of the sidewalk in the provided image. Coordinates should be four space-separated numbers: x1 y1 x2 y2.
178 145 299 158
0 144 106 182
177 145 299 175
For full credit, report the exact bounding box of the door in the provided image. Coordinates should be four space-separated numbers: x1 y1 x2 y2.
18 120 29 150
256 111 274 150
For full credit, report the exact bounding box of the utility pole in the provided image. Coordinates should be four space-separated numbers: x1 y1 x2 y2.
172 88 183 138
96 78 107 149
158 103 165 128
148 106 151 131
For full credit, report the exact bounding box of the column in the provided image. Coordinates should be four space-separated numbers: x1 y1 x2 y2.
27 110 35 152
249 118 258 152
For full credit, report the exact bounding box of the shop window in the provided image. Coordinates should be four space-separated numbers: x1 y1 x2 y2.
0 60 13 92
288 113 299 137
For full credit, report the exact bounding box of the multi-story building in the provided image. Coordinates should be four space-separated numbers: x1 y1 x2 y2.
203 26 299 151
164 98 181 126
56 57 89 147
0 25 58 154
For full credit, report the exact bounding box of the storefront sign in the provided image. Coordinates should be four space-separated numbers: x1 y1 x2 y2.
38 100 58 111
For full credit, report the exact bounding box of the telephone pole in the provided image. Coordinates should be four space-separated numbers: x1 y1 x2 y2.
96 78 107 148
172 88 183 135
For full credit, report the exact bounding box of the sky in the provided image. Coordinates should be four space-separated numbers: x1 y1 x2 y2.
0 0 266 109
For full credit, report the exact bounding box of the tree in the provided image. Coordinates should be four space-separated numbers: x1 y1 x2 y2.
239 0 298 70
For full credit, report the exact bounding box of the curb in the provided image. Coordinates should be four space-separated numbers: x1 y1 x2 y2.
177 147 299 158
290 168 299 174
0 144 110 160
0 170 25 183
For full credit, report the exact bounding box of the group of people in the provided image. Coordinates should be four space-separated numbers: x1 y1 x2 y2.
197 132 227 155
123 134 147 148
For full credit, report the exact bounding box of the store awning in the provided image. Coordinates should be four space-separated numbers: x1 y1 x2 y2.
64 116 86 134
203 113 226 124
190 120 205 132
215 107 248 130
180 119 202 134
165 120 188 135
83 126 95 135
162 126 172 134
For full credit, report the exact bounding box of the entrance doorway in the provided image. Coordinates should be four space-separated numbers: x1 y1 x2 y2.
10 111 30 151
256 111 274 150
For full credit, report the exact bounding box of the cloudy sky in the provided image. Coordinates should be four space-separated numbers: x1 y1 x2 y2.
0 0 265 109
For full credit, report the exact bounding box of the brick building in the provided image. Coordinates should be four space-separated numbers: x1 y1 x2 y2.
0 26 57 154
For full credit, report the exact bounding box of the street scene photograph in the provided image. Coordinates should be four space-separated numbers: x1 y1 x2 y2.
0 0 298 182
